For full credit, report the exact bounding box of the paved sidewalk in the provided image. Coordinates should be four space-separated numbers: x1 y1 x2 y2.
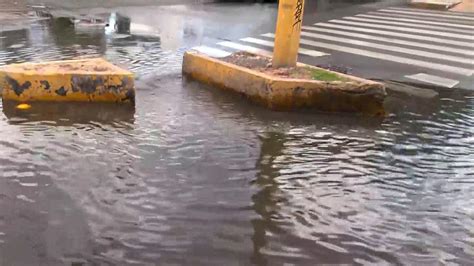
451 0 474 12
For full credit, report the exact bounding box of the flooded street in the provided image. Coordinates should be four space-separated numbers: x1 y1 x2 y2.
1 2 474 265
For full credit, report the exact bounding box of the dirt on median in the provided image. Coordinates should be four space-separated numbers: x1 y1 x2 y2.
221 52 349 82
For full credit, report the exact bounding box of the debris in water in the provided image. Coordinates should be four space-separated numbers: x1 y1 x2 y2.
16 103 31 110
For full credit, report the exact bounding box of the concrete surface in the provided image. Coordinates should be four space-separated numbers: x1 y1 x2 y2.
410 0 462 10
451 0 474 12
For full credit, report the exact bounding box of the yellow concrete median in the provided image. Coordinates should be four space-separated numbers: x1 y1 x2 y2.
0 58 135 103
183 51 386 115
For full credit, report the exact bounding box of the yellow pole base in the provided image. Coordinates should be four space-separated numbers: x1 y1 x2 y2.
273 0 305 68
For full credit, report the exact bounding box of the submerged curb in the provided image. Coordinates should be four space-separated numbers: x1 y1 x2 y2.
0 58 135 104
183 51 386 115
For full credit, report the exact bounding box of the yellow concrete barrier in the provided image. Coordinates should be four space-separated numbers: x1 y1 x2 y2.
0 58 135 103
183 51 386 115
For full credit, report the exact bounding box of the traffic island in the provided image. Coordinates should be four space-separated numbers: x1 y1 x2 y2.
0 58 135 104
183 51 386 116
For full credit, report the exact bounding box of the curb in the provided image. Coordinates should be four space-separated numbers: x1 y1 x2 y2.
182 51 386 115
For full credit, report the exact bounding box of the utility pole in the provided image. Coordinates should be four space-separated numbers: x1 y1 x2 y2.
272 0 305 68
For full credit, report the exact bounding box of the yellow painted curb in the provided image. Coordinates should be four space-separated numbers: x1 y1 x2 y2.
0 58 135 103
182 51 386 115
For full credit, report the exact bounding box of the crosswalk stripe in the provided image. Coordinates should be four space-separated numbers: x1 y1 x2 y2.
309 24 474 48
357 14 474 29
329 19 474 40
191 46 231 58
217 41 272 57
295 27 474 56
239 37 329 57
368 11 474 25
389 7 474 17
405 73 460 88
378 9 474 21
286 31 473 65
344 16 474 34
263 33 474 76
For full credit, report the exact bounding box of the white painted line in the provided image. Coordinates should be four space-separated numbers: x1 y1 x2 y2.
288 31 473 65
368 11 474 25
344 16 474 34
405 73 460 88
357 14 474 29
309 24 474 48
292 28 474 56
191 46 231 58
330 19 474 40
240 37 329 57
217 41 272 57
368 11 474 26
378 9 474 21
263 33 474 76
389 7 474 17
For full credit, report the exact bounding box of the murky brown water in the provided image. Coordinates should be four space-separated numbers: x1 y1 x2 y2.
1 6 473 265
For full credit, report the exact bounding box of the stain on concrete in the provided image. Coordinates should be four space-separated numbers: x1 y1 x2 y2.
121 77 131 89
55 87 67 96
107 77 132 95
5 76 31 96
123 89 135 103
40 80 51 90
71 76 103 94
293 87 305 96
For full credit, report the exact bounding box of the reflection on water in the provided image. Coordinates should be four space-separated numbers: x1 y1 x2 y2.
0 4 473 265
2 100 135 126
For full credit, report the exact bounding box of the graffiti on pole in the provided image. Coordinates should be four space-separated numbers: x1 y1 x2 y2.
293 0 303 29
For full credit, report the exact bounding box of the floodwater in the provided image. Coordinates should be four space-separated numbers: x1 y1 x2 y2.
1 4 473 265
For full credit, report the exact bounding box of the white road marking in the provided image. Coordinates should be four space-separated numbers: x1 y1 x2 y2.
263 33 474 76
291 28 474 56
285 31 473 65
240 37 329 57
330 19 474 40
378 9 474 21
368 11 474 25
217 41 272 57
309 24 474 48
357 13 474 29
344 16 474 34
191 46 231 58
405 73 460 88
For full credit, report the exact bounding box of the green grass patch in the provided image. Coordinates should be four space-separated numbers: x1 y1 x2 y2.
308 68 347 82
